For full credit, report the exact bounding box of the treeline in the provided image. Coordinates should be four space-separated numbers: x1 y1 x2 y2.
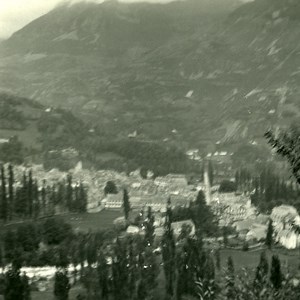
0 95 26 130
235 166 300 213
0 165 88 222
0 93 199 175
0 137 25 165
85 139 200 177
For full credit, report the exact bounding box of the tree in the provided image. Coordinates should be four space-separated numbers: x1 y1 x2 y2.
235 170 240 189
162 198 176 298
191 191 217 235
32 180 39 220
8 164 14 221
27 170 33 218
112 237 129 299
254 251 269 295
219 180 237 193
1 165 8 222
122 188 130 221
21 272 31 300
127 239 137 299
78 183 87 213
4 267 30 300
66 174 73 211
270 255 283 290
208 160 214 186
215 249 221 271
137 279 147 300
223 227 228 248
104 181 118 195
144 206 155 247
265 125 300 184
203 255 215 298
97 253 109 300
265 219 274 249
143 246 159 291
225 256 235 299
54 270 71 300
41 179 46 216
42 218 73 245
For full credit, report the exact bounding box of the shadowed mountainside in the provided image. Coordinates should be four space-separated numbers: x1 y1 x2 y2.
0 0 299 152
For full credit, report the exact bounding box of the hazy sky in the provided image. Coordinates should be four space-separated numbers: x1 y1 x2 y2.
0 0 177 38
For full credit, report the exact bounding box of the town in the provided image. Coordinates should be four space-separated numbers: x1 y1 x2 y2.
3 144 300 252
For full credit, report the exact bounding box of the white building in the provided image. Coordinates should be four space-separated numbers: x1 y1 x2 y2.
271 205 300 249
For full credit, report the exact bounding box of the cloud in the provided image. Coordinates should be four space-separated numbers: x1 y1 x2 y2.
0 0 180 38
0 0 63 38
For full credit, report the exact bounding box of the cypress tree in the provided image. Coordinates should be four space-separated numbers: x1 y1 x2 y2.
223 227 228 248
176 270 186 300
54 269 70 300
74 184 79 212
41 179 46 216
8 164 14 221
20 172 28 218
143 246 158 291
162 198 176 298
122 188 130 221
144 206 155 247
33 179 39 220
203 255 215 298
66 174 73 211
4 267 29 300
254 251 269 294
97 252 109 300
79 182 87 213
27 170 33 218
112 237 129 299
265 219 274 249
208 160 214 186
21 272 31 300
1 165 8 222
127 239 137 299
235 170 240 189
270 255 283 290
137 278 147 300
215 248 221 271
225 256 235 299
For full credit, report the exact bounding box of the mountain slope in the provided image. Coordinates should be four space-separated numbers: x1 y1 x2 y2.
0 92 195 175
0 0 299 152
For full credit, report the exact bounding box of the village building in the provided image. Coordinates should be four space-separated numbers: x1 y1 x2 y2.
246 224 268 242
0 138 9 144
276 229 300 250
154 227 164 238
126 225 140 235
211 192 255 224
102 193 123 209
270 205 300 249
186 149 202 161
271 205 300 230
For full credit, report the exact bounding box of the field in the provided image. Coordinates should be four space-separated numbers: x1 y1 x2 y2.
2 209 123 234
59 209 123 232
219 247 300 276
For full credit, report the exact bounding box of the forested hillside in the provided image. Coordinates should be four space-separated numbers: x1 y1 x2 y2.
0 93 196 175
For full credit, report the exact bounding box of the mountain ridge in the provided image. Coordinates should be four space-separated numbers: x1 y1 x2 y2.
0 0 299 152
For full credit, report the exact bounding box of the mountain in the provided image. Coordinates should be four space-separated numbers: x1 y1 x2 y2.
0 92 196 175
0 0 299 154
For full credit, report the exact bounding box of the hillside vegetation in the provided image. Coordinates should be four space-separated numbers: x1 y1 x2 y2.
0 93 196 175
